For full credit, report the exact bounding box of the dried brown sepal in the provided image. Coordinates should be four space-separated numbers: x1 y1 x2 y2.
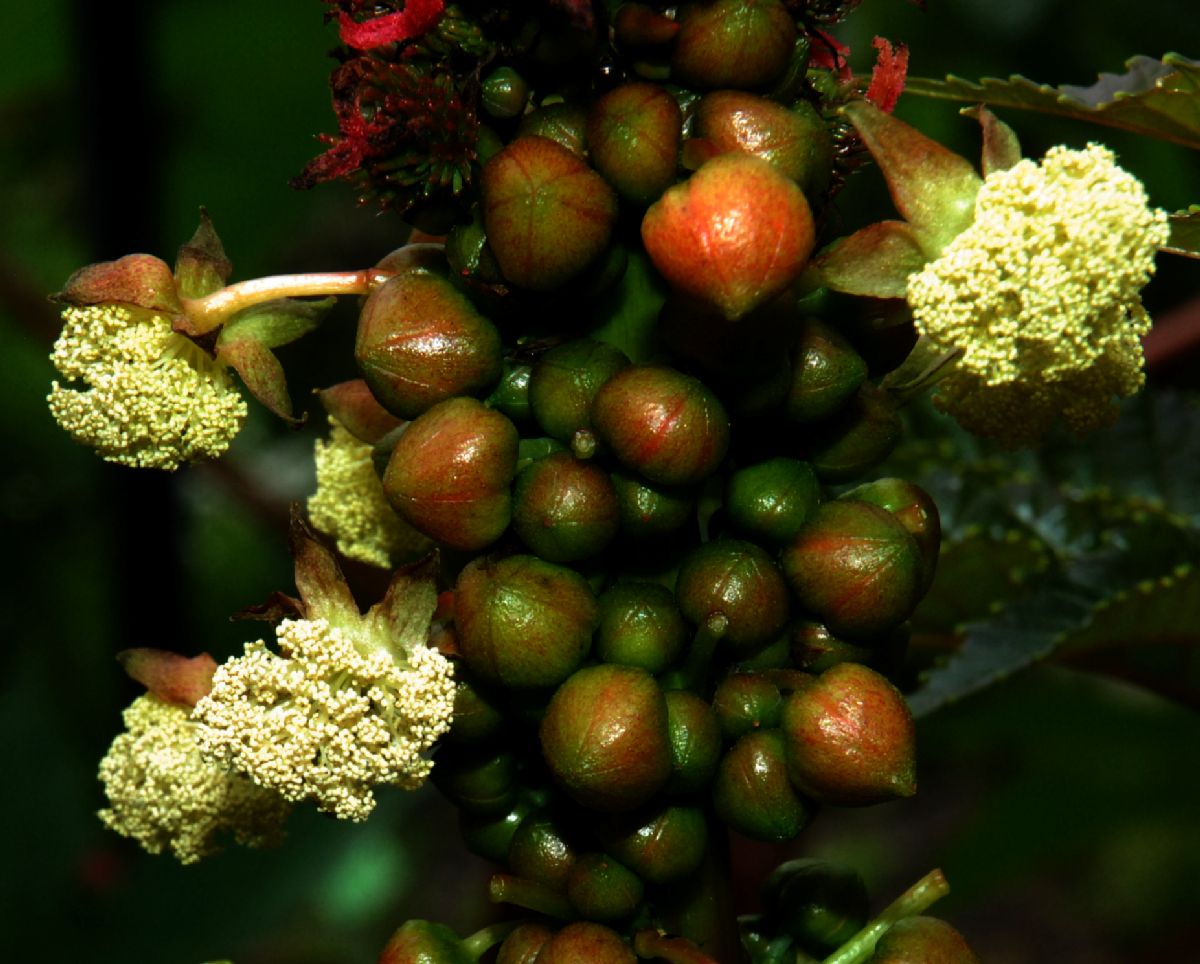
318 378 404 444
53 254 182 313
116 648 218 708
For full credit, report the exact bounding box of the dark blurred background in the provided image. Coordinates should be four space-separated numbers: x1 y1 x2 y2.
2 2 1198 962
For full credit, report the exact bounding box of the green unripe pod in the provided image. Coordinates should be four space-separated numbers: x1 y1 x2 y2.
611 469 695 539
841 478 941 594
675 539 790 652
455 554 598 689
587 82 682 205
724 457 820 547
518 102 589 156
762 858 869 954
446 673 506 744
459 797 534 863
780 663 916 806
671 0 795 90
693 92 833 196
430 744 519 815
713 729 812 842
785 318 868 423
592 365 730 486
712 673 783 741
508 810 578 890
781 500 921 639
512 453 619 562
486 361 534 425
807 385 903 483
383 397 517 552
445 208 505 287
664 690 722 794
482 136 618 290
595 581 687 673
540 665 672 811
566 852 645 921
529 338 631 444
535 922 636 963
868 917 981 964
379 920 473 964
356 270 503 419
599 803 707 885
481 66 530 119
497 922 555 964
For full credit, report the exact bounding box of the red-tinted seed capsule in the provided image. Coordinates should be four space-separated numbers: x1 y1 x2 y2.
382 397 517 552
496 922 555 964
535 922 636 964
598 803 708 885
592 365 730 486
713 728 813 843
780 663 916 806
841 478 941 595
869 916 981 964
482 136 617 290
512 452 619 562
379 920 473 964
588 82 682 205
529 338 631 444
670 0 796 90
675 539 790 653
566 852 645 922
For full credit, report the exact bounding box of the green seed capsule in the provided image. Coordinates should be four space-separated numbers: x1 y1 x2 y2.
529 338 631 444
712 673 784 741
725 457 820 547
592 365 730 486
675 539 790 653
430 744 519 816
382 397 518 552
518 101 589 157
512 452 619 562
782 500 921 639
446 673 506 744
540 664 672 812
486 361 534 425
713 729 812 842
481 66 530 119
671 0 796 90
508 810 578 891
356 269 503 420
664 690 722 795
780 663 916 806
785 318 868 424
566 852 645 922
599 803 708 885
455 554 598 689
611 469 695 539
595 581 688 673
459 797 534 863
762 858 869 954
379 921 474 964
482 136 618 290
807 385 903 483
588 82 682 205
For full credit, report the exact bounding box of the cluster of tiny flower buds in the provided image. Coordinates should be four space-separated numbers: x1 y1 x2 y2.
98 694 290 864
906 144 1169 446
193 617 455 822
48 305 246 470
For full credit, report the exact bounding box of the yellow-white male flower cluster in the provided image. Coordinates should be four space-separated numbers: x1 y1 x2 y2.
906 144 1169 447
194 617 455 821
48 305 247 470
98 694 290 864
308 417 427 568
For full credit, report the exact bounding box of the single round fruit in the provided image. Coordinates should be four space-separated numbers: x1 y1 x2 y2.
725 457 820 547
588 82 682 204
713 729 813 842
512 453 620 562
671 0 796 90
534 922 636 964
664 690 722 794
712 672 784 741
869 917 981 964
566 853 645 922
379 921 473 964
598 803 708 885
529 338 631 444
595 581 688 673
786 319 868 424
675 539 790 652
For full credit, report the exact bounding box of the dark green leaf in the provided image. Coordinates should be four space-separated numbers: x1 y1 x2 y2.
903 53 1200 150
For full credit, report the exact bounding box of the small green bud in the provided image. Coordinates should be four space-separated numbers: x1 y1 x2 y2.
455 554 598 689
486 361 534 425
599 803 708 884
724 457 820 547
611 469 695 539
780 663 916 806
595 581 688 674
496 922 555 964
459 797 534 863
807 386 903 483
786 319 869 423
712 672 784 741
508 810 579 891
664 690 722 794
517 102 589 156
675 539 790 652
567 852 645 921
540 665 672 811
481 66 530 119
789 619 905 675
762 858 869 954
446 673 506 744
430 744 519 815
713 729 813 842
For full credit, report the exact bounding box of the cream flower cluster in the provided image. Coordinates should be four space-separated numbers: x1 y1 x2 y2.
48 305 247 470
906 144 1169 447
308 418 426 568
193 617 455 821
98 694 290 864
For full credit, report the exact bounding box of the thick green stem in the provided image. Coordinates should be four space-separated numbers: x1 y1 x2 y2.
462 920 523 960
180 268 394 333
488 873 576 921
821 868 950 964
